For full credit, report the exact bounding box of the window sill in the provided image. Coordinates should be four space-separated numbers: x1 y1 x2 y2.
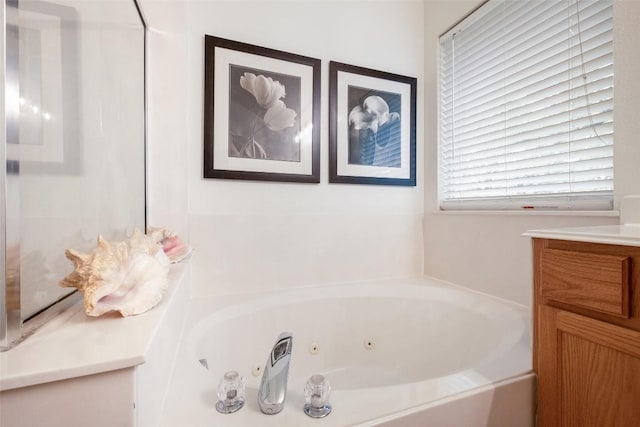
430 210 620 217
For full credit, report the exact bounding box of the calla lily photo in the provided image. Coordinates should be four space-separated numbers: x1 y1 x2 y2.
348 92 402 167
204 36 320 183
329 61 416 186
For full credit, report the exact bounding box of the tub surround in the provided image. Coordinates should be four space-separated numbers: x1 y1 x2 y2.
0 262 190 427
620 195 640 225
189 213 424 297
0 262 189 391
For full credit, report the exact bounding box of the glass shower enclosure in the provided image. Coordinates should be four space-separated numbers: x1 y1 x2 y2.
1 0 147 350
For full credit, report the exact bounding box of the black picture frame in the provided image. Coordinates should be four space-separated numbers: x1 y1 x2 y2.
329 61 416 186
204 35 321 183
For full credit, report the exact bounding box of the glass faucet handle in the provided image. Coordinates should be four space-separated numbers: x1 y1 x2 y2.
216 370 245 414
304 374 332 418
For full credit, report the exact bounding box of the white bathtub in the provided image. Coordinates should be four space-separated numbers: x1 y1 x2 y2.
160 277 533 426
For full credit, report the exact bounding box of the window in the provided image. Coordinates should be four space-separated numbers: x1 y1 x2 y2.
438 0 613 210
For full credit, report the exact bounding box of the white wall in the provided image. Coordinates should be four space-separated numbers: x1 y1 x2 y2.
179 1 426 296
144 0 638 305
143 0 189 238
422 0 640 306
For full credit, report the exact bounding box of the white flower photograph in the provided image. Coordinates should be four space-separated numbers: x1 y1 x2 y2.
347 88 401 168
329 61 416 186
204 36 320 183
228 66 301 162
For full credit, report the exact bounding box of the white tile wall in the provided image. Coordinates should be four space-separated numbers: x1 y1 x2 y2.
189 213 423 296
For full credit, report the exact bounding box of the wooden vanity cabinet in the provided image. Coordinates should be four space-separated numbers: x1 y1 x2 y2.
533 238 640 427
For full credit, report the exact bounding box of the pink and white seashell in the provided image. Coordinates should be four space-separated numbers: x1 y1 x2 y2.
147 227 193 263
60 229 170 317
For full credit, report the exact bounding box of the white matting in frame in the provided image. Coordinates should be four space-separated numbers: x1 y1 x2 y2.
213 47 314 175
336 71 412 179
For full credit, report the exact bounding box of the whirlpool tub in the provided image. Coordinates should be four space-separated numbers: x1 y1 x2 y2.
160 277 533 426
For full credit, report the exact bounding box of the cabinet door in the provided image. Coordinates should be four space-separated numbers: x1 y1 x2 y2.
537 305 640 426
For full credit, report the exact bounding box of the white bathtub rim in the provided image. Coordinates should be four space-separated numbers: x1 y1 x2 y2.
185 275 529 326
184 278 528 389
193 274 530 309
357 373 535 427
160 350 533 427
159 276 532 426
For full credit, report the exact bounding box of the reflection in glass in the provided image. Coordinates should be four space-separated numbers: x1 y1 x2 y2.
3 0 146 335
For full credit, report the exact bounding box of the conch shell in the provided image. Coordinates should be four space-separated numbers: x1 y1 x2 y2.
147 227 192 263
60 229 170 317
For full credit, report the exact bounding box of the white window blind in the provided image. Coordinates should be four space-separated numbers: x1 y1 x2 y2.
438 0 614 211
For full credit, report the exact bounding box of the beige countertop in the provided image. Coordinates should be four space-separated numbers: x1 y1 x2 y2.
523 224 640 247
0 262 189 391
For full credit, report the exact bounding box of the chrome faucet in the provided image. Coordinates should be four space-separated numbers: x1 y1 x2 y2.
257 332 293 415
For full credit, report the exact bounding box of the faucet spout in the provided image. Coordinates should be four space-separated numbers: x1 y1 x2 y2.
257 332 293 415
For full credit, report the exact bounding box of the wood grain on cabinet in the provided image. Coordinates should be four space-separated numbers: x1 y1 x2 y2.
533 239 640 332
537 306 640 426
533 238 640 427
540 248 630 317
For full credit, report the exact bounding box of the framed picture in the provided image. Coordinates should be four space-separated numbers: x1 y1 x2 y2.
204 35 321 183
329 61 416 186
